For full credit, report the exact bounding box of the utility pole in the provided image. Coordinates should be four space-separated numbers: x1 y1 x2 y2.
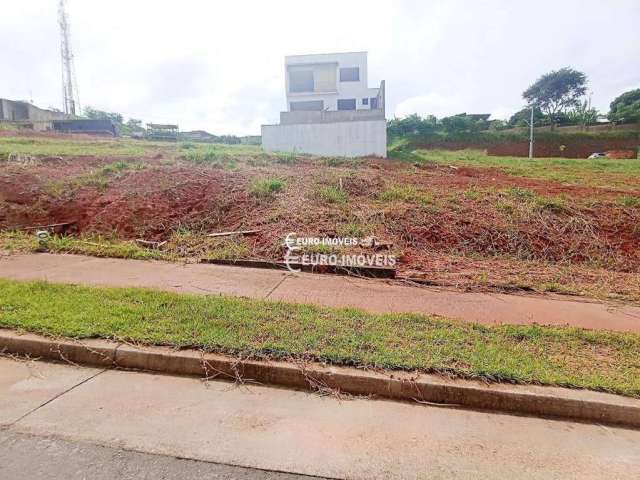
58 0 79 116
528 105 534 159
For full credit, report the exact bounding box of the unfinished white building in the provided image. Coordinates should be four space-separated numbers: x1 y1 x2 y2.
262 52 386 158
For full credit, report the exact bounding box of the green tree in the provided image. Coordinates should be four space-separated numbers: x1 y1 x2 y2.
440 113 489 133
508 106 545 128
608 89 640 124
566 99 599 128
83 106 124 125
523 68 587 129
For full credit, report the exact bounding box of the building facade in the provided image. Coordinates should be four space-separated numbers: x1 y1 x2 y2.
0 98 68 130
285 52 384 114
262 51 387 158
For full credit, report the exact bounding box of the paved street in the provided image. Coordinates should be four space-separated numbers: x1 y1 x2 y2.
1 356 639 479
0 430 317 480
2 253 639 332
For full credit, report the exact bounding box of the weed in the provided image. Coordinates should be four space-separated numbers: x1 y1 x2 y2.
495 200 515 214
506 187 535 200
618 195 640 208
534 196 567 213
316 185 348 204
250 177 285 199
203 239 249 260
276 151 297 165
179 141 196 150
100 160 131 174
464 189 482 200
378 185 433 205
336 222 369 238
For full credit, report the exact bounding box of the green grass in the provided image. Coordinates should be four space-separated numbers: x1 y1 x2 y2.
0 136 150 157
181 148 238 168
0 278 638 396
316 185 348 204
414 149 640 188
378 185 433 205
336 222 370 238
0 231 167 260
249 177 285 198
618 195 640 207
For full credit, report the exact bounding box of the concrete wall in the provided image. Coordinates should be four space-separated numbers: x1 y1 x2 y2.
0 99 66 122
262 119 387 158
280 109 385 125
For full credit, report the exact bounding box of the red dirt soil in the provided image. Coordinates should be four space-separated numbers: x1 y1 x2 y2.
1 152 640 301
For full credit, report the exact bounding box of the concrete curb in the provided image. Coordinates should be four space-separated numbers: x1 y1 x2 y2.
1 329 639 428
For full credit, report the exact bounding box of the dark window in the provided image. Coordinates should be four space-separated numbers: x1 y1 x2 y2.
337 99 356 111
339 67 359 82
370 97 378 109
289 70 314 93
362 98 369 105
290 100 324 111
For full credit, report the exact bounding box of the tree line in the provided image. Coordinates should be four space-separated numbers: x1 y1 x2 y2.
389 69 640 137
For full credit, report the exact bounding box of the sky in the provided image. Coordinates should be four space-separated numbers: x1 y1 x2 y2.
2 0 639 135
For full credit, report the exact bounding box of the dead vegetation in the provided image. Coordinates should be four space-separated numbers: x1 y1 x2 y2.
1 134 639 302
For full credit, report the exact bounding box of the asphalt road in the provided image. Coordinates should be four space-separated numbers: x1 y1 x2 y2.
0 430 318 480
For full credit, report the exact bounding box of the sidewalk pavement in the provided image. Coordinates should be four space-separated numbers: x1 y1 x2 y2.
1 356 639 479
1 253 639 332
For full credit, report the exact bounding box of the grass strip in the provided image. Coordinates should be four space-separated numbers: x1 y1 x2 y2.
0 278 638 397
413 149 640 188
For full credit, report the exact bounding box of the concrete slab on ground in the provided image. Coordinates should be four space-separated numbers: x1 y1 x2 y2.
3 358 639 480
1 253 640 332
0 356 102 425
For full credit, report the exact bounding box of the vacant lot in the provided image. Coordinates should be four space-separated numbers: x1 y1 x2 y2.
1 133 639 302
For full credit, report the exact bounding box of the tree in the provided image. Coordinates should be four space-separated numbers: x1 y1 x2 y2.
566 99 599 128
523 68 587 129
508 106 545 128
608 89 640 124
387 114 437 137
83 106 124 125
440 113 488 134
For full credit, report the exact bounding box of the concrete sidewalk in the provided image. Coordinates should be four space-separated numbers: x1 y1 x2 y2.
1 253 640 332
1 357 639 479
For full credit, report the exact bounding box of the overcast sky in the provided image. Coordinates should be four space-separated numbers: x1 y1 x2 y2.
3 0 639 135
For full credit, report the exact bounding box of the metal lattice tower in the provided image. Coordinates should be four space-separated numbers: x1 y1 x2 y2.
58 0 79 116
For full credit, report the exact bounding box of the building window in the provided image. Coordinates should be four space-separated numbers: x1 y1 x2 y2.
290 100 324 111
289 70 314 93
337 99 356 111
370 97 378 109
339 67 359 82
362 98 369 105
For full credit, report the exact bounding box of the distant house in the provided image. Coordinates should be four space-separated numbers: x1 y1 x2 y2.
0 98 68 130
180 130 216 141
262 51 387 157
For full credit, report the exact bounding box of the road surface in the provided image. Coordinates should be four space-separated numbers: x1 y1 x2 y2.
1 356 639 479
